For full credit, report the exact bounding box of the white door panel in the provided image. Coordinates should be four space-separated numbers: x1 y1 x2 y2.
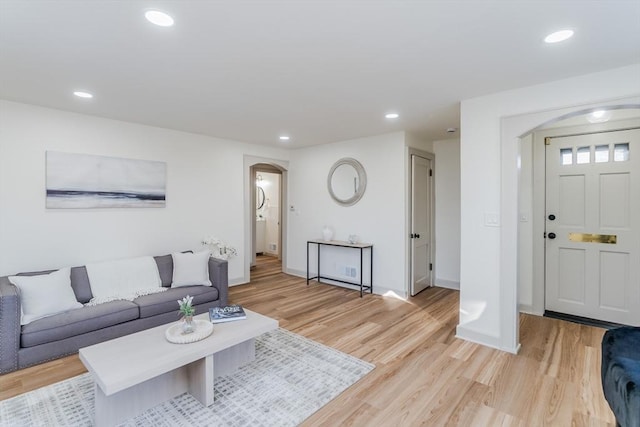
545 128 640 326
556 248 586 304
600 173 630 228
411 154 432 296
599 251 629 311
558 175 585 227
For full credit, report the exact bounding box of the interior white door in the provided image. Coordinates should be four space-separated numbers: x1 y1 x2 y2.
411 154 432 296
545 128 640 326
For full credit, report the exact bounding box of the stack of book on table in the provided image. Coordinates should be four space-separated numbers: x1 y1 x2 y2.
209 304 247 323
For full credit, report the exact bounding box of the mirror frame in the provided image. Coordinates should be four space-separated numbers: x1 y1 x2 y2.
256 186 265 210
327 157 367 207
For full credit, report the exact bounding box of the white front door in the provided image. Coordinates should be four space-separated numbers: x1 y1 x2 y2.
545 128 640 326
411 154 432 296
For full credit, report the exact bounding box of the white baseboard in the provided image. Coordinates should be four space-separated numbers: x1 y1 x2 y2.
229 277 247 286
518 304 543 316
286 268 404 298
456 325 521 354
286 268 306 278
435 278 460 290
455 325 500 349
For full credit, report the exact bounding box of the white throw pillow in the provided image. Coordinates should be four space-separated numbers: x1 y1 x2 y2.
171 250 212 288
9 268 83 325
86 256 162 300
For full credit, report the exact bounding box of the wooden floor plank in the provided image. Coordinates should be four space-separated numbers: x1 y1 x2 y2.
0 257 616 425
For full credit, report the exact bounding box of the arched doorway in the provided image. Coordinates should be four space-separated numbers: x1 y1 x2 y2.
252 165 283 279
500 99 640 350
243 156 289 284
523 107 640 325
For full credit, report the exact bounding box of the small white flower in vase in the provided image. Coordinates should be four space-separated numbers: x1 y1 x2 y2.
177 295 195 334
202 236 238 261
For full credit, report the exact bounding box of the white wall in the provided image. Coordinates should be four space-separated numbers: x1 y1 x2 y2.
458 64 640 352
517 134 534 310
287 132 407 296
433 139 460 289
406 132 433 153
0 101 289 282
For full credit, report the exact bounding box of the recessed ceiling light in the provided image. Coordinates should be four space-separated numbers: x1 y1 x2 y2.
279 136 290 141
544 29 574 44
73 91 93 99
145 10 174 27
385 113 399 119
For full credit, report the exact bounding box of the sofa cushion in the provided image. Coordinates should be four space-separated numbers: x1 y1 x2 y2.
10 268 83 325
86 256 162 301
70 266 93 303
20 300 139 348
134 285 219 319
602 327 640 427
171 251 211 288
155 251 193 288
154 254 174 287
17 266 93 304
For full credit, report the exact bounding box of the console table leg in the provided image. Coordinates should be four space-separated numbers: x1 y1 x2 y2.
360 247 363 297
306 241 310 285
370 246 373 294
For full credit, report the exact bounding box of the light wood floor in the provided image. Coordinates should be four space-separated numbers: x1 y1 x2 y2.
250 254 283 280
0 264 615 426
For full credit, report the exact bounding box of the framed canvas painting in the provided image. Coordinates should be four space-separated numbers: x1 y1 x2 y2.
46 151 166 208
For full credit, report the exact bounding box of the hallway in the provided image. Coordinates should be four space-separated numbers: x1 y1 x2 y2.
251 254 281 281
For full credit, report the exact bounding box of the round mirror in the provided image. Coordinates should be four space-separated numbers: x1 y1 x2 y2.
256 186 265 210
327 158 367 206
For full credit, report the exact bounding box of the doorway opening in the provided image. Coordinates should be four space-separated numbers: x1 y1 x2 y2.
497 99 640 353
408 148 435 297
246 159 288 283
518 107 640 327
253 253 283 281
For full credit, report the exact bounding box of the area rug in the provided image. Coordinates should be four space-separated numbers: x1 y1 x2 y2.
0 328 374 427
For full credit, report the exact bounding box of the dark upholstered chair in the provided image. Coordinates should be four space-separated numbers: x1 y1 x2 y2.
602 327 640 427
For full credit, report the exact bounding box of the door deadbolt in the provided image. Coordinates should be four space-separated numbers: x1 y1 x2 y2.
548 214 556 221
548 232 556 239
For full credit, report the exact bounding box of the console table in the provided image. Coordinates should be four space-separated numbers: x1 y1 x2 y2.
306 240 373 297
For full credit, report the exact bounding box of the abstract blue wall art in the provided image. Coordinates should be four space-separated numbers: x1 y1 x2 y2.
46 151 166 208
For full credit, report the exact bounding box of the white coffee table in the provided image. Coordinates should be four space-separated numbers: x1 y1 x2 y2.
79 309 278 427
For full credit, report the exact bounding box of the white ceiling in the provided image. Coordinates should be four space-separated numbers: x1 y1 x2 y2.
1 1 639 148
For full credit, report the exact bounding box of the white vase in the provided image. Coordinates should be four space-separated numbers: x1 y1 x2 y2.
322 226 333 241
182 315 195 334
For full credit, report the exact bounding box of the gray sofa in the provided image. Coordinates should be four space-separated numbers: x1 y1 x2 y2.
0 254 228 374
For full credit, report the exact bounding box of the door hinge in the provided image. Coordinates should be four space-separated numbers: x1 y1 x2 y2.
429 263 433 271
544 137 551 146
429 169 433 177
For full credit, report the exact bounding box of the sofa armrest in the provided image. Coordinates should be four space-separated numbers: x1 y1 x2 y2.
208 258 228 306
0 276 20 373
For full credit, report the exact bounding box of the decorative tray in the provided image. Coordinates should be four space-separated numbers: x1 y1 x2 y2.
165 319 213 344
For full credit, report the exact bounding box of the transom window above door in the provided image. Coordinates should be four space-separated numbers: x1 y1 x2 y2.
560 143 629 165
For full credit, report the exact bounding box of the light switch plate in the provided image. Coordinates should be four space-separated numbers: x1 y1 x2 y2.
484 212 500 227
